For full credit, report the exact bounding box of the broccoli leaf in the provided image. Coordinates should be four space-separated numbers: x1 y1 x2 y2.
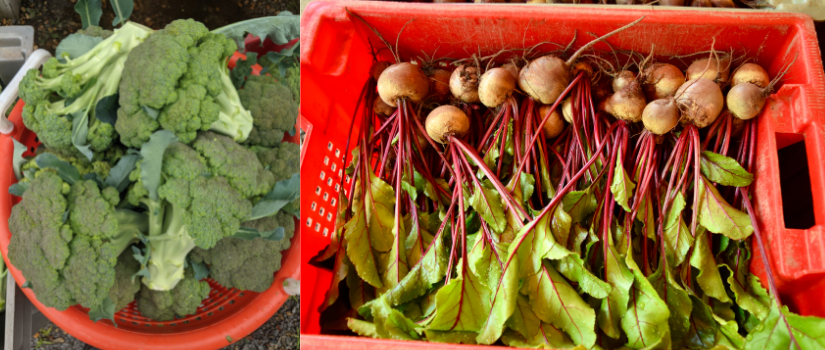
139 130 178 201
250 173 300 220
74 0 102 29
8 183 28 197
141 106 160 120
190 260 210 281
35 153 81 185
211 14 300 51
71 110 94 161
265 42 300 78
11 138 28 180
230 52 257 89
233 226 285 242
130 245 151 283
88 296 116 324
56 33 103 61
105 154 139 192
110 0 134 27
95 94 119 125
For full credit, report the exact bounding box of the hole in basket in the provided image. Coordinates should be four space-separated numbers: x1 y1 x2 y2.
229 300 235 305
219 306 224 311
327 177 333 186
324 156 329 165
171 323 177 326
306 218 313 227
320 171 326 180
319 207 325 216
132 322 138 325
323 227 329 237
207 312 214 316
311 202 317 211
327 142 333 151
776 133 816 229
331 198 337 206
315 186 322 195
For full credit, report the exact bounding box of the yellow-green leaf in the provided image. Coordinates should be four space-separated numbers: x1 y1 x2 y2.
744 304 825 350
501 324 577 349
345 200 382 288
386 229 448 306
648 265 692 349
524 260 597 348
513 207 573 278
369 296 421 340
554 253 612 299
690 227 731 303
469 180 507 233
364 173 396 252
696 175 753 239
468 232 506 289
563 188 597 223
476 256 518 345
622 246 671 349
598 245 634 339
700 151 754 187
611 155 636 212
347 318 379 338
429 263 491 332
663 193 693 266
424 330 479 344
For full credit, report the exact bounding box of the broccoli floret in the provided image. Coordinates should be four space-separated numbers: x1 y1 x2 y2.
137 268 210 321
8 171 147 312
24 146 122 180
283 65 300 105
19 23 151 156
116 20 252 147
192 131 274 197
132 135 257 291
77 26 114 39
191 212 294 293
238 75 298 147
109 239 142 312
254 142 299 182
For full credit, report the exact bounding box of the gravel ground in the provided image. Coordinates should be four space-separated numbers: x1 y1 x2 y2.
0 0 299 53
30 296 300 350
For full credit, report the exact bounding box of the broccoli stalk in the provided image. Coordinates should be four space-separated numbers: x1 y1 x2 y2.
141 199 196 291
42 22 152 81
209 63 254 142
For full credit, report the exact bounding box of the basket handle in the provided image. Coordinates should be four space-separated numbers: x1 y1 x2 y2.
0 49 52 135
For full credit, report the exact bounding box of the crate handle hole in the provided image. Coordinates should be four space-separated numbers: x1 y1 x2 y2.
776 133 816 229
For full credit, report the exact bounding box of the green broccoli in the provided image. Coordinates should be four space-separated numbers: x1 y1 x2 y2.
109 247 142 312
8 170 147 312
77 26 113 39
283 65 299 105
190 212 294 293
131 132 267 291
116 20 253 147
137 267 210 321
254 142 300 182
238 75 298 147
21 145 125 181
19 22 152 157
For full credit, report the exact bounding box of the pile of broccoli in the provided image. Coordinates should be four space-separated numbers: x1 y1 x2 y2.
8 19 299 323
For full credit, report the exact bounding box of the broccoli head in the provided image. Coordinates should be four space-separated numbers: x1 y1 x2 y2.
137 267 210 321
116 20 252 147
109 240 142 312
8 170 147 311
20 23 150 157
192 131 274 198
77 26 113 39
254 142 300 182
284 65 300 105
191 212 295 293
238 75 298 147
133 135 258 291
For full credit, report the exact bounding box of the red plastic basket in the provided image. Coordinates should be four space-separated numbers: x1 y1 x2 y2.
299 2 825 348
0 54 302 350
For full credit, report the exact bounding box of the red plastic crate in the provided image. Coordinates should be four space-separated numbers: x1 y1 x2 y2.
299 2 825 348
